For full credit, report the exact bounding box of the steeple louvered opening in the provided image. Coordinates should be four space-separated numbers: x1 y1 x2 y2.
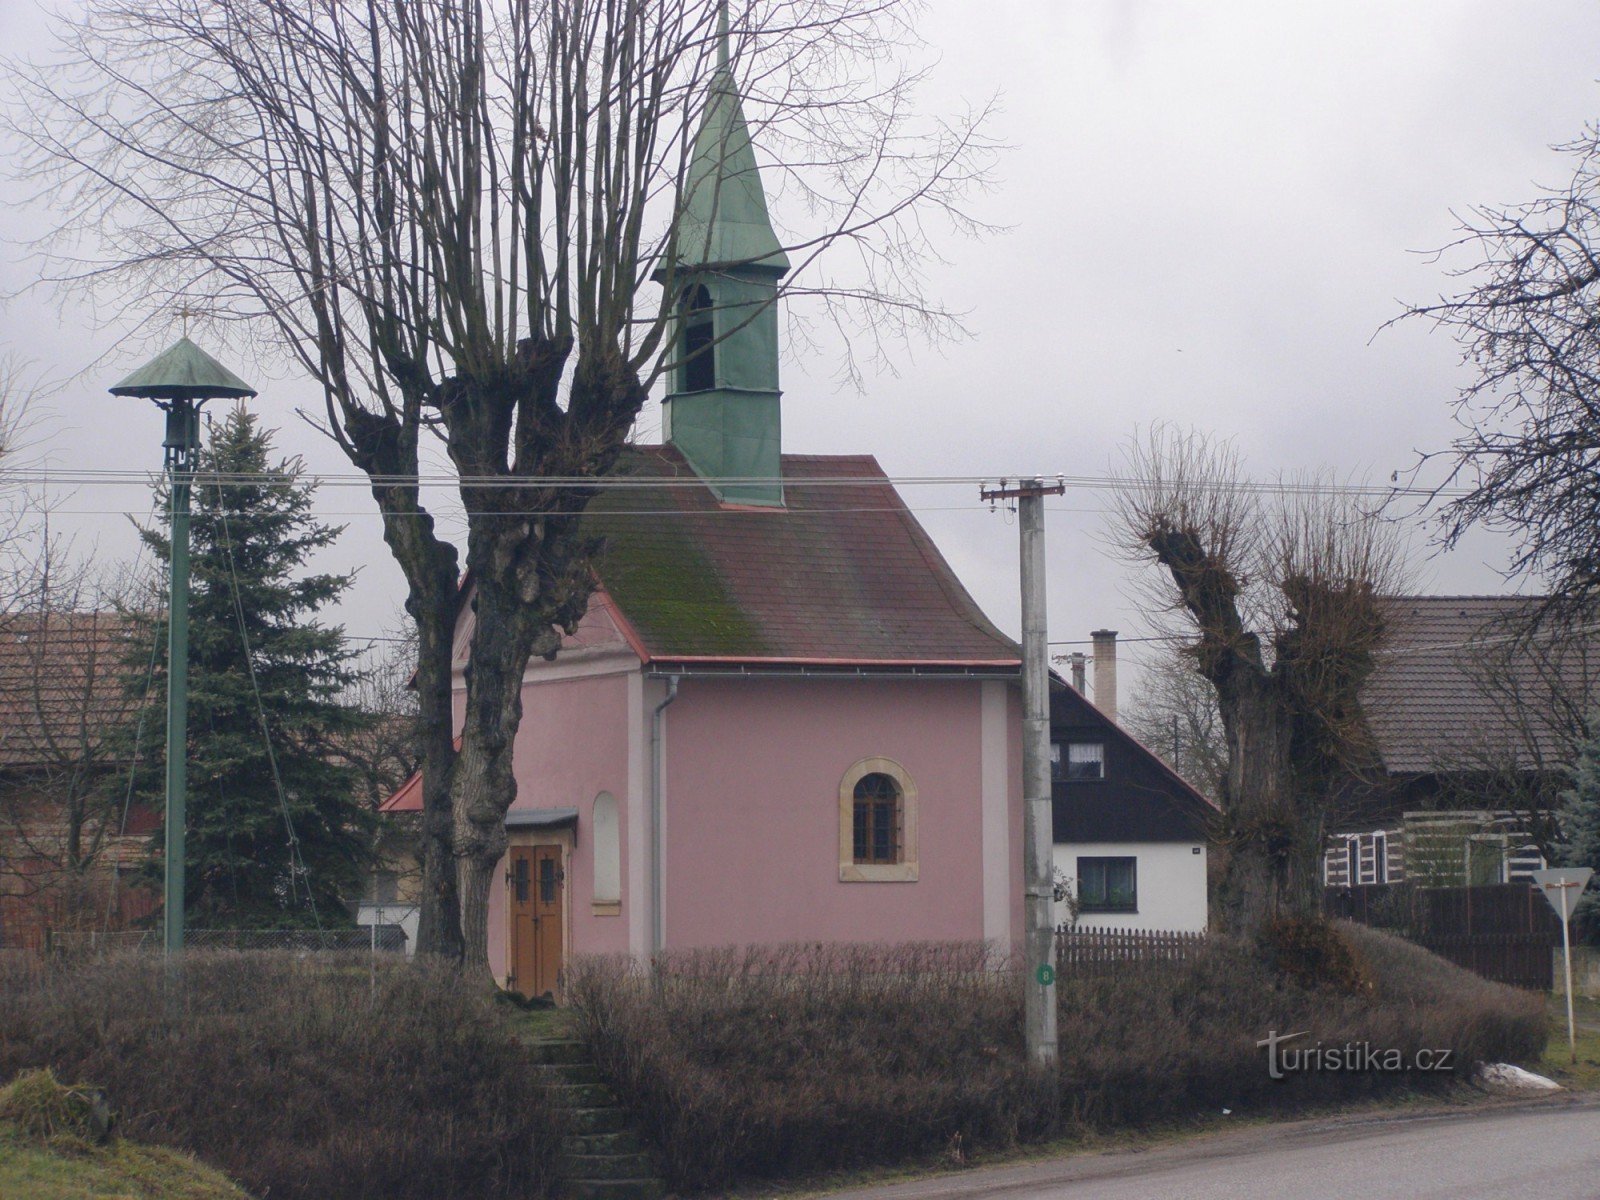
681 284 715 393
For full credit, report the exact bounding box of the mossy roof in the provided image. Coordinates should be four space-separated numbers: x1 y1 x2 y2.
584 446 1019 666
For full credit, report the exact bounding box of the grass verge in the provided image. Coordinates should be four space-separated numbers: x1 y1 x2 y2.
0 1123 249 1200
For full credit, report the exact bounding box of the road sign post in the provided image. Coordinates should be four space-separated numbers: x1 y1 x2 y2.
1531 867 1594 1065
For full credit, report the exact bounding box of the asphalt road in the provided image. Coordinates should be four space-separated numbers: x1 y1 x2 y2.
828 1098 1600 1200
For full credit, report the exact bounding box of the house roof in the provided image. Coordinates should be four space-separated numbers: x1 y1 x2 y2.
1364 595 1593 775
583 445 1020 668
0 611 148 771
1049 680 1218 843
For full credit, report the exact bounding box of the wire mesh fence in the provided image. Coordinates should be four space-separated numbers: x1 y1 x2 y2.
45 925 409 958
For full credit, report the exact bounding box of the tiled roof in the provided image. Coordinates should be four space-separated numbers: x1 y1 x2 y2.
584 446 1019 666
1364 596 1591 774
0 611 149 771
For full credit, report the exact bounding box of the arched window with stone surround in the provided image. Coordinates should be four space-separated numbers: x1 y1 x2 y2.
837 758 919 883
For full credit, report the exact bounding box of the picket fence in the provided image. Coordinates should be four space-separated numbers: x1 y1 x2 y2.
1054 924 1207 974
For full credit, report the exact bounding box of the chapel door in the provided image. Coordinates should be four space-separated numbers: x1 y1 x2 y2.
508 844 565 998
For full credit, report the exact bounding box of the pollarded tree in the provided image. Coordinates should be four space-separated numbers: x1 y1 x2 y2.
17 0 996 973
1113 428 1404 936
123 408 373 929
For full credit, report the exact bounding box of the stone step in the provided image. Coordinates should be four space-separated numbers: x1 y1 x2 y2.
527 1039 589 1065
537 1061 603 1086
562 1106 630 1135
549 1081 616 1108
563 1129 644 1157
559 1153 656 1181
559 1178 666 1200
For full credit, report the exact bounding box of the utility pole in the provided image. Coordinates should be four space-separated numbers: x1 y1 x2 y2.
982 477 1065 1068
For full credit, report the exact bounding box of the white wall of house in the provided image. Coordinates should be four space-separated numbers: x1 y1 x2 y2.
355 902 419 956
1053 841 1208 933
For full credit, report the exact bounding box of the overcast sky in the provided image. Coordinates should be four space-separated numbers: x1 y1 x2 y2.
2 0 1598 706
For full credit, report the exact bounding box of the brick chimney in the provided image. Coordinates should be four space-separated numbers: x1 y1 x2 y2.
1068 652 1087 693
1091 630 1118 725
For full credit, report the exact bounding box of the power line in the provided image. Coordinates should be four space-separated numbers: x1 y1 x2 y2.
8 465 1469 500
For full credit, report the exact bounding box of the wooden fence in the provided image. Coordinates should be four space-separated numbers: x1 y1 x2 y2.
1054 925 1207 974
1324 882 1558 990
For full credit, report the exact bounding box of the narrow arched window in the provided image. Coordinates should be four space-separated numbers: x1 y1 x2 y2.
852 772 903 865
680 285 715 391
592 791 621 911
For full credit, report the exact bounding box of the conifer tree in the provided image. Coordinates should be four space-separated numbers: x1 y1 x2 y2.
1559 723 1600 944
125 407 372 928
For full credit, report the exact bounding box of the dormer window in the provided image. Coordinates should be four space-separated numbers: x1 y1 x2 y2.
681 284 715 391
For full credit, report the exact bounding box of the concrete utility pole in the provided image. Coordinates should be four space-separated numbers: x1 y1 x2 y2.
983 477 1066 1068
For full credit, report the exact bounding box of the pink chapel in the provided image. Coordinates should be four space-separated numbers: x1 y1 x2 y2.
381 47 1210 994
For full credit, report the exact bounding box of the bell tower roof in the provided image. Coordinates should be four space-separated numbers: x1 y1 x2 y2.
672 64 790 276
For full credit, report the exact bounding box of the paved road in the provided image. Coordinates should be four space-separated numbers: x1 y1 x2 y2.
829 1098 1600 1200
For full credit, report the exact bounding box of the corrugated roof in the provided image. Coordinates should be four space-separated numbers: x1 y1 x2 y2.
0 611 149 771
584 446 1019 666
1364 595 1592 774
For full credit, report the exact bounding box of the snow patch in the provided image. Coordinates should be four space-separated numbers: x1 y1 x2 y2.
1473 1063 1562 1093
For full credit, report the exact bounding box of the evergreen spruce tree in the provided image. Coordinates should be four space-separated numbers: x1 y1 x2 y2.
126 407 373 928
1558 721 1600 944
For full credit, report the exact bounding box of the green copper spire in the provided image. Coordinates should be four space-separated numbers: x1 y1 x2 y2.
658 5 789 507
675 76 790 275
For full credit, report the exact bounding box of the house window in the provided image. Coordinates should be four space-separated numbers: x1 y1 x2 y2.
852 772 902 864
1077 856 1137 912
1057 742 1104 782
838 757 919 882
1347 835 1363 885
1372 832 1387 885
681 285 715 391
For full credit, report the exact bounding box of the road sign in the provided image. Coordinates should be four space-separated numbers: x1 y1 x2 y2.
1530 867 1594 1064
1531 868 1594 918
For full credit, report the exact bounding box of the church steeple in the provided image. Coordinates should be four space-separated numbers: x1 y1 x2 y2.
657 1 789 506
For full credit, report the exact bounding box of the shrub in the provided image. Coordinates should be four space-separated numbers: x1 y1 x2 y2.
1256 916 1371 993
566 942 1055 1193
570 932 1547 1195
0 951 561 1200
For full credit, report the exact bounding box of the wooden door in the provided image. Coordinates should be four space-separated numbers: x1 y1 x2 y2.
509 844 565 998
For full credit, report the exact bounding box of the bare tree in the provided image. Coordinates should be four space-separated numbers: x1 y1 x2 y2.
13 0 994 973
1113 428 1404 936
1403 129 1600 610
339 626 423 811
0 549 155 939
1120 642 1226 801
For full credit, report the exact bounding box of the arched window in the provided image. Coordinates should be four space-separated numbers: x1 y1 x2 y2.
680 285 715 392
592 791 621 913
853 773 902 865
838 758 919 882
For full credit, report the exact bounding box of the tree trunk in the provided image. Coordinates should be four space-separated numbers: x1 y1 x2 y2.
452 573 541 984
1212 674 1322 936
412 603 462 960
